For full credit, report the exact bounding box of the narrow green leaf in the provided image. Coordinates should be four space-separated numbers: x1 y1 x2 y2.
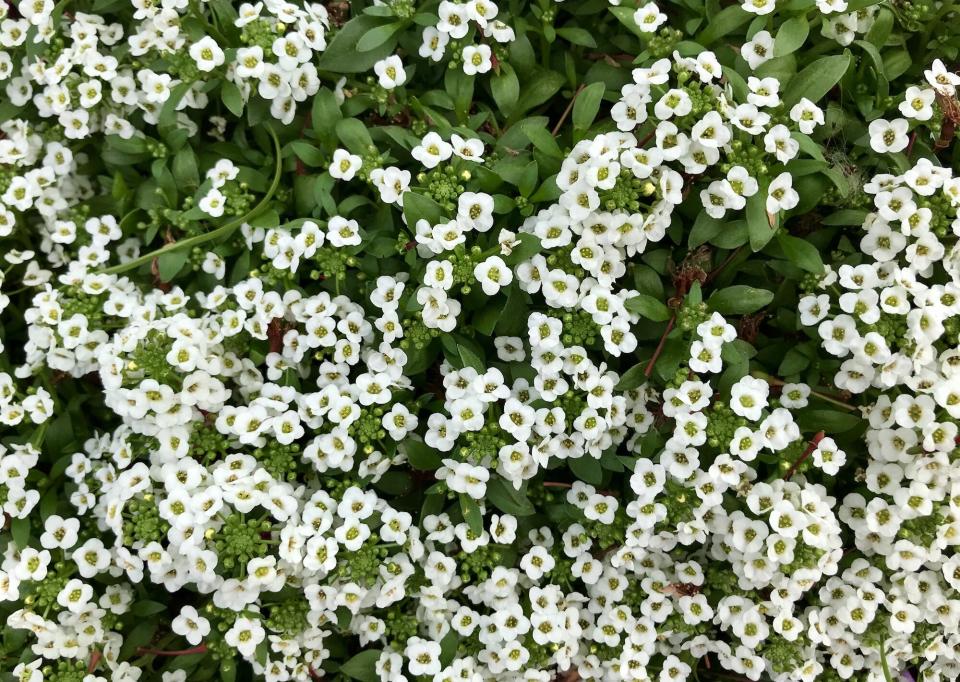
777 232 824 274
157 250 189 281
487 477 536 516
556 26 597 48
339 650 382 682
460 495 484 535
625 293 671 321
746 191 775 252
572 81 606 132
708 285 774 315
774 16 809 57
221 81 244 117
356 21 404 52
783 52 852 107
316 16 397 73
697 5 751 45
405 440 441 470
491 64 520 117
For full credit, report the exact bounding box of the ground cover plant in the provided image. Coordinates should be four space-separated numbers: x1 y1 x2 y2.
1 0 960 681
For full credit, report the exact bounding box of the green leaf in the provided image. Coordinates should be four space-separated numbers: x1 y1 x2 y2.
317 16 398 73
570 456 603 485
336 118 374 154
402 191 444 228
615 362 648 391
608 6 651 38
445 67 475 122
460 495 484 535
572 82 606 132
312 88 342 146
625 293 671 321
487 477 536 516
797 409 862 432
289 140 325 167
513 70 565 119
774 16 809 57
157 250 189 281
439 630 459 666
746 191 775 252
158 81 192 135
523 122 563 159
458 343 486 373
491 64 520 117
172 148 199 189
339 650 382 682
777 232 824 274
131 600 168 616
405 440 441 470
504 233 542 265
556 26 597 48
689 210 723 248
783 52 852 107
221 81 244 117
709 285 774 315
697 5 751 45
11 518 30 549
356 21 405 52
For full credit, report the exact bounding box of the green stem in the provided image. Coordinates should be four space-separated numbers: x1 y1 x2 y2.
751 370 858 412
101 126 282 276
879 638 894 682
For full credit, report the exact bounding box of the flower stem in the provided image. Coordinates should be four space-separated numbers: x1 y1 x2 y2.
136 644 208 657
101 126 282 276
783 431 825 481
751 370 857 412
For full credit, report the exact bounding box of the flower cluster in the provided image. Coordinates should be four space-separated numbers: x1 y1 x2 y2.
2 1 960 682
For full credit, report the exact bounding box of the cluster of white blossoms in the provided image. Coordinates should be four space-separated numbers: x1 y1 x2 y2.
4 247 879 682
800 154 960 680
3 0 960 679
418 0 516 75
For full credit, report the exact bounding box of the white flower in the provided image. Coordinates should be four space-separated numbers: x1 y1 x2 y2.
634 2 667 32
420 26 450 61
730 376 769 421
741 30 774 70
868 118 910 153
742 0 776 15
899 86 935 121
412 132 453 169
199 188 226 218
189 36 226 72
405 636 441 677
224 617 265 657
789 98 825 134
172 605 211 646
462 44 493 75
766 172 799 213
329 148 362 180
924 58 960 95
374 55 407 89
473 255 513 295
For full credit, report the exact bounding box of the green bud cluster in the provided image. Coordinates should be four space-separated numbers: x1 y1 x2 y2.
214 514 272 572
457 421 509 463
123 495 170 545
252 441 302 481
265 596 311 636
418 166 467 211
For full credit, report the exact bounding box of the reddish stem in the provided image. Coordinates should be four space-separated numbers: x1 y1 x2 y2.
551 84 586 137
88 649 102 673
136 644 208 657
644 316 676 378
783 431 825 481
543 481 573 489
